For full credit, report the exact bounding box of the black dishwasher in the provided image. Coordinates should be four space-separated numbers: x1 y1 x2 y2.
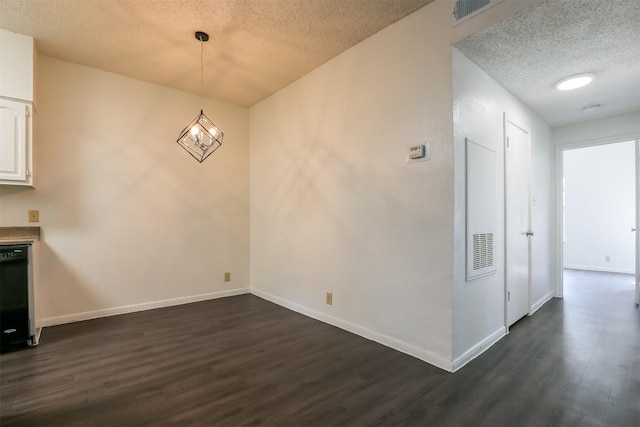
0 245 31 353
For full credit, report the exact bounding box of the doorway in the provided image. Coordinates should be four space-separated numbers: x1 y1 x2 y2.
556 139 639 305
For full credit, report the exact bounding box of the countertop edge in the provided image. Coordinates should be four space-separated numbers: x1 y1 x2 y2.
0 226 41 244
0 238 39 245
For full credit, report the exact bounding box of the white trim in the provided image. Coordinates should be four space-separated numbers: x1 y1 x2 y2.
40 288 250 327
452 327 506 372
556 132 639 150
529 290 554 315
636 138 640 306
554 143 564 297
251 288 454 372
564 265 635 275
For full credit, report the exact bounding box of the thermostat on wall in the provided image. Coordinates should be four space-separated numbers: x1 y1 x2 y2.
409 144 425 159
407 142 431 163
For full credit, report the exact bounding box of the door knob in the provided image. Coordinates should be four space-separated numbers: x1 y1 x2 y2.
633 228 637 232
526 231 534 236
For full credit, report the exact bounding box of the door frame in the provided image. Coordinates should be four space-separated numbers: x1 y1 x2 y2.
636 139 639 306
554 133 640 298
504 116 532 328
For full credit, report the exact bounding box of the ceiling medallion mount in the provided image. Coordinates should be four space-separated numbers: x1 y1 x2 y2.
195 31 209 42
176 30 223 163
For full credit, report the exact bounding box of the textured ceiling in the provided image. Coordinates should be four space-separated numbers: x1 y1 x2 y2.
0 0 434 107
455 0 640 128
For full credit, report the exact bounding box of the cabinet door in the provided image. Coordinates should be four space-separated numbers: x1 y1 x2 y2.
0 29 34 102
0 99 29 183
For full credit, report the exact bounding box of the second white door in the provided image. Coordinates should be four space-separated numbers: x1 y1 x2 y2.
505 118 531 327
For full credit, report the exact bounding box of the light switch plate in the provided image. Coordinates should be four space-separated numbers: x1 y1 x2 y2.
28 210 39 222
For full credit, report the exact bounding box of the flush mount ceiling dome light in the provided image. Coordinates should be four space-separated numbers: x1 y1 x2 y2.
555 73 595 91
176 31 223 163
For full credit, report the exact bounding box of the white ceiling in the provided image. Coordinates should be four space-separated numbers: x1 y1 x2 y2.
0 0 434 107
455 0 640 128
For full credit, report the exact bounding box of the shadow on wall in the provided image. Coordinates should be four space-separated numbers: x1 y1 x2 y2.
34 238 102 326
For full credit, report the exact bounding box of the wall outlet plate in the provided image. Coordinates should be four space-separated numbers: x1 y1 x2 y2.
28 210 39 222
224 272 231 282
326 292 333 305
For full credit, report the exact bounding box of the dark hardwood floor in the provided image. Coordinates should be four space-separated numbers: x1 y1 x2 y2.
1 270 638 426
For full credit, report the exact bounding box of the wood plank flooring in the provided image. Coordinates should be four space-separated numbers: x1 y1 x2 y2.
1 270 638 426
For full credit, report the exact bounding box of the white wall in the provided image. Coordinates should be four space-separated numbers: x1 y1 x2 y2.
451 48 554 367
563 141 636 274
553 112 640 147
0 56 250 325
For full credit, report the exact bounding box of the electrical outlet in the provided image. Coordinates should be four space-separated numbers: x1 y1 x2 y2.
326 292 333 305
28 210 39 223
605 256 611 262
224 272 231 282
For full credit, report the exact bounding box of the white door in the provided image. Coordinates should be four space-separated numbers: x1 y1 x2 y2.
505 118 531 326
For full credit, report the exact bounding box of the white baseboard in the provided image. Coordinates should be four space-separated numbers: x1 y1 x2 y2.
529 290 554 315
451 327 506 372
564 265 634 275
40 288 250 327
251 288 453 372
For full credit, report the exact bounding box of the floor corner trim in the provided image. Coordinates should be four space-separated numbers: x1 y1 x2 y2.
452 326 506 372
250 287 453 372
39 288 251 327
530 290 555 315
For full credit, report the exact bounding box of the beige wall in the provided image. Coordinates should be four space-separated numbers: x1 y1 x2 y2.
0 56 250 325
250 1 456 370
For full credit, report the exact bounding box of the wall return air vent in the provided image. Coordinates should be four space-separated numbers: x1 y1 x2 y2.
472 233 494 271
465 138 497 281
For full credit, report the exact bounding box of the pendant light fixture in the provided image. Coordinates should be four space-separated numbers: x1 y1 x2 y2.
176 31 223 163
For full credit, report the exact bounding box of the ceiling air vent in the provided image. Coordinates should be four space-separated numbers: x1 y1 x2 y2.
453 0 492 22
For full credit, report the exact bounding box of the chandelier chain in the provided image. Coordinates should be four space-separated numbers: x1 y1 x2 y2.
199 35 204 109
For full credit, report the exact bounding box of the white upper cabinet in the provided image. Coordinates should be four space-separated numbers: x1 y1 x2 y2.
0 29 35 186
0 99 31 183
0 28 35 102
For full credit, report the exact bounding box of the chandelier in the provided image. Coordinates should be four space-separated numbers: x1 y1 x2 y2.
176 31 223 163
